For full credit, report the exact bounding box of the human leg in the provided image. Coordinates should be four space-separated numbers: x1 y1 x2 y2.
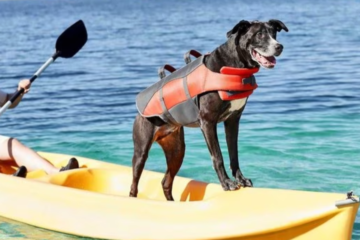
0 136 78 175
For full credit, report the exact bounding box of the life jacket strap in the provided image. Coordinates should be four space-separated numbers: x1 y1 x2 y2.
184 49 202 64
158 64 177 79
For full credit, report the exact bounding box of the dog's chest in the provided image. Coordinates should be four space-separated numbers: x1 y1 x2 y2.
228 98 247 111
219 97 248 122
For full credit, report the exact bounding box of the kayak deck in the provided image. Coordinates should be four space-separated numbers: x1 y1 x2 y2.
0 152 358 240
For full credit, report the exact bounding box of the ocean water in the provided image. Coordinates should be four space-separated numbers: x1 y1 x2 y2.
0 0 360 239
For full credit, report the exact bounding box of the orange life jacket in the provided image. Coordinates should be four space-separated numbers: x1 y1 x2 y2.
136 54 259 127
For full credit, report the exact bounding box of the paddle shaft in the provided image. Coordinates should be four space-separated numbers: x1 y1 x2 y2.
0 52 60 117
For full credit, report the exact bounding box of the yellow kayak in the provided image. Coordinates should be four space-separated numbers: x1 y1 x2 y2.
0 152 358 240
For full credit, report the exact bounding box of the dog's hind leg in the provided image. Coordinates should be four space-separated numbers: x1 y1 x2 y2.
224 112 253 187
157 127 185 201
130 114 155 198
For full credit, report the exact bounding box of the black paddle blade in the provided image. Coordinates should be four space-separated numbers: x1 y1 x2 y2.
55 20 88 59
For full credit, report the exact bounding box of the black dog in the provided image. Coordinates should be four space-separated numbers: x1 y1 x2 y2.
130 19 288 201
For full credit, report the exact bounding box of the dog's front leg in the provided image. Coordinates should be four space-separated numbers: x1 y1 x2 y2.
200 120 239 191
224 112 253 187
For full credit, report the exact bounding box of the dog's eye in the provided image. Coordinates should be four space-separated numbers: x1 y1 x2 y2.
257 32 265 38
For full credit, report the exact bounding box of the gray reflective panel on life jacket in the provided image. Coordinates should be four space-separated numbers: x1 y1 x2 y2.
136 56 204 125
168 97 200 127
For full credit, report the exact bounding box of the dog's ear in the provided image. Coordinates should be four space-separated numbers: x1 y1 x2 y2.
268 19 289 32
226 22 241 38
226 20 251 46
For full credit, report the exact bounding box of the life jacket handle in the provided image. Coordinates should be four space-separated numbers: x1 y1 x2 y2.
184 50 202 64
158 64 177 79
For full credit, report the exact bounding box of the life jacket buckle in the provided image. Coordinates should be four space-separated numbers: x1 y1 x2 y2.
242 76 256 86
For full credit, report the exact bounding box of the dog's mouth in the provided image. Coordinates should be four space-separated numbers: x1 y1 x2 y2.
250 49 276 68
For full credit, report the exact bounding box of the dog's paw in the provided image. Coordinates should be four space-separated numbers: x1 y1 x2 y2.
221 179 240 191
236 178 253 187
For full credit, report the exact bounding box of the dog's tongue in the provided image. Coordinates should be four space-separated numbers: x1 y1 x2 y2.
254 51 276 67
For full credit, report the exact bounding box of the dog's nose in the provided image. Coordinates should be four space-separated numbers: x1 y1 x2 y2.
275 44 283 52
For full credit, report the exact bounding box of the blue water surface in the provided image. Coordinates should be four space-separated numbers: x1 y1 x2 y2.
0 0 360 239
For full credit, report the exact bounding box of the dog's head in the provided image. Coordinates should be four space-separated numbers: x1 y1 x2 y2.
227 19 288 69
